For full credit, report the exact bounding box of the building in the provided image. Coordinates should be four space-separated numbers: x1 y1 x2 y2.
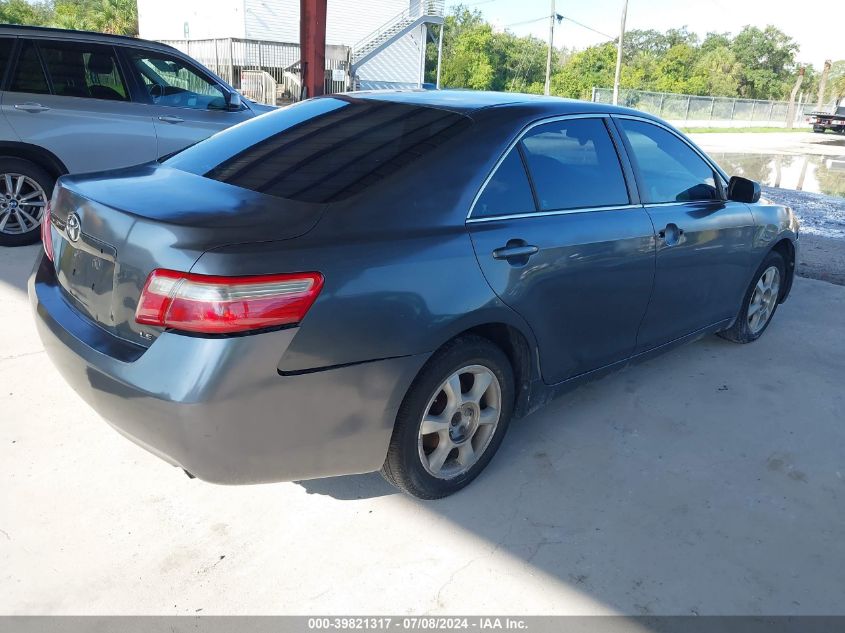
137 0 444 94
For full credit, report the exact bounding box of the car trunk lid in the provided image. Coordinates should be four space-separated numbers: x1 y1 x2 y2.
49 163 324 347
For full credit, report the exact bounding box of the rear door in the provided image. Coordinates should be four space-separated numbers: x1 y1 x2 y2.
614 117 756 351
1 38 158 174
121 47 254 157
467 115 656 385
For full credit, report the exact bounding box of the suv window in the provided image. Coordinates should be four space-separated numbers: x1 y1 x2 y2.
9 40 49 94
38 40 128 100
0 38 14 85
520 118 629 211
166 97 471 203
618 118 719 203
128 50 227 110
474 149 536 218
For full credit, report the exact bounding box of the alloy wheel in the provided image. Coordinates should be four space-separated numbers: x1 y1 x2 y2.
417 364 502 480
0 173 47 236
747 265 781 334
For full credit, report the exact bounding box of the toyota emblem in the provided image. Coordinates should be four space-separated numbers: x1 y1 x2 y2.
66 213 81 242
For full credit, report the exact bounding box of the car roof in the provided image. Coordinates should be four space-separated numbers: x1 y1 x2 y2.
0 24 180 55
347 89 650 118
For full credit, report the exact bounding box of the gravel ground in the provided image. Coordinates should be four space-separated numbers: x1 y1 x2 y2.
762 187 845 286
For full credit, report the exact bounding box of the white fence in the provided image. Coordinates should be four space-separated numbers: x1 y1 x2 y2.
161 38 350 105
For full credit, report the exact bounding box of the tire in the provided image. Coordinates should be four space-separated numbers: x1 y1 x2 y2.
718 251 786 344
381 334 515 499
813 126 826 133
0 157 55 247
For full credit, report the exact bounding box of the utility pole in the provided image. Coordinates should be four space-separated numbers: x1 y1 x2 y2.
612 0 629 106
436 22 444 89
544 0 555 96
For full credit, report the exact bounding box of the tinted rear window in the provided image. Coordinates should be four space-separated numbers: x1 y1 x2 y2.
166 97 471 203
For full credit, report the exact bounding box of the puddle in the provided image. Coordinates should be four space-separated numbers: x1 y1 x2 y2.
710 152 845 198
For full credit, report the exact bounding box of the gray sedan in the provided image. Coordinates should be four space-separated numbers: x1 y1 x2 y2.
30 91 798 498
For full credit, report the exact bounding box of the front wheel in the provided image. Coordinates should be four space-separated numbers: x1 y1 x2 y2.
718 251 785 344
381 335 515 499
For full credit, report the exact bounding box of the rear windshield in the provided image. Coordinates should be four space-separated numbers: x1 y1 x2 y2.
166 97 471 203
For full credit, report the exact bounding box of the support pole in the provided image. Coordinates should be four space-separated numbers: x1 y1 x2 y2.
436 22 444 89
612 0 629 105
300 0 327 99
544 0 555 96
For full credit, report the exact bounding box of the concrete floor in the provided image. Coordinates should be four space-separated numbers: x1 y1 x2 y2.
1 244 844 615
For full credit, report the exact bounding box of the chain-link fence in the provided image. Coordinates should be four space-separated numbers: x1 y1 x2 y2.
592 87 835 125
160 38 350 106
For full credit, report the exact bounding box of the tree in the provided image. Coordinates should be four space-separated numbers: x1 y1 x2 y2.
53 0 138 36
550 42 616 100
688 46 741 97
0 0 52 26
731 25 798 99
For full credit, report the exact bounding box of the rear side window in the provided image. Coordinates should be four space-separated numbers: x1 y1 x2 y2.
618 119 719 203
38 41 128 100
520 118 629 211
0 38 14 85
474 149 536 218
9 40 49 94
168 97 471 203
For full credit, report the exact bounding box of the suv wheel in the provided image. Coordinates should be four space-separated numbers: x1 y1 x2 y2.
381 335 515 499
0 158 55 247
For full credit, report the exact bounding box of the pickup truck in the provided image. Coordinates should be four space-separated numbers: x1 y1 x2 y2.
808 102 845 133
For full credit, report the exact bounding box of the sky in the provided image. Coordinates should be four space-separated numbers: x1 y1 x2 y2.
446 0 844 69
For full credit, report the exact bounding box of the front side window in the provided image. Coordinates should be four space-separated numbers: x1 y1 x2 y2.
129 50 227 110
38 41 127 101
618 118 719 203
0 38 14 85
9 40 49 94
474 149 536 218
519 118 630 211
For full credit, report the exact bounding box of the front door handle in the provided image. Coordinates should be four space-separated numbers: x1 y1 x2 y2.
158 115 185 124
492 240 539 265
14 102 50 113
658 223 685 246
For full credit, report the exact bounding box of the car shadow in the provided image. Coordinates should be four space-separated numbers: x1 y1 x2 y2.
296 304 845 614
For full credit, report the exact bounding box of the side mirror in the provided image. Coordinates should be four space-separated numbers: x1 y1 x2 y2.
225 90 243 112
727 176 761 203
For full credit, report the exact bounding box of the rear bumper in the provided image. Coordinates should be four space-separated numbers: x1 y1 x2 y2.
29 255 429 484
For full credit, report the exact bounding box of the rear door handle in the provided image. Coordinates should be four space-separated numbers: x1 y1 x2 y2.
158 115 185 124
14 102 50 113
492 241 539 264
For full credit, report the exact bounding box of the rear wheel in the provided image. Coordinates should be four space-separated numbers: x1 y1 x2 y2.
718 251 785 344
0 158 54 247
381 335 514 499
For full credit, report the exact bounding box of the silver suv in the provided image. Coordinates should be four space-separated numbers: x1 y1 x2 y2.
0 25 272 246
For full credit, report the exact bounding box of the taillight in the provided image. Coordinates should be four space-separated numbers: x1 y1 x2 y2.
41 201 54 262
135 269 324 334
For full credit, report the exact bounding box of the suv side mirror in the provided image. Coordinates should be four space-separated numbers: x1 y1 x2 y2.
727 176 761 203
225 90 243 112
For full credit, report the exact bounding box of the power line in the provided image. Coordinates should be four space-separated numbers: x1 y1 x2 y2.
559 15 615 41
504 15 548 28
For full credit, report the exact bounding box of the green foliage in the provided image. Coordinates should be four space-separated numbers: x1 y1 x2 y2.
431 7 816 102
0 0 52 25
0 0 138 36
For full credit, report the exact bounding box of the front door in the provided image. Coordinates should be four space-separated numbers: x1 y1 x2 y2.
1 39 158 174
122 48 254 158
613 117 756 351
468 116 655 385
